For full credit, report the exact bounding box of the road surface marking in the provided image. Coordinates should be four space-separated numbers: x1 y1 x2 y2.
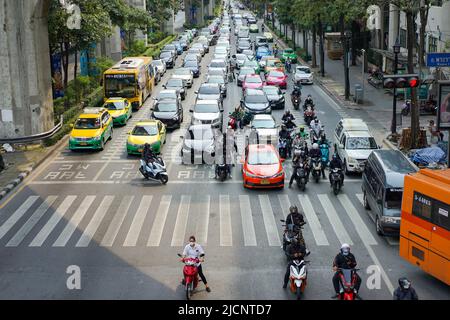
53 196 95 247
0 196 39 240
356 193 364 206
171 195 191 246
364 239 395 294
123 195 153 246
100 196 134 247
6 196 57 247
76 196 114 247
298 194 329 246
147 195 172 247
317 194 353 245
337 194 378 245
29 196 77 247
196 195 210 245
219 195 233 246
258 195 281 246
277 194 290 219
239 195 257 246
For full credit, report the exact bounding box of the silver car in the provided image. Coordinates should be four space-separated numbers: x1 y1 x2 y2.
172 68 194 88
190 100 223 128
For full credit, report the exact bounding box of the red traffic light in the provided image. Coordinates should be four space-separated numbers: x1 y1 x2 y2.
382 74 420 89
409 78 419 87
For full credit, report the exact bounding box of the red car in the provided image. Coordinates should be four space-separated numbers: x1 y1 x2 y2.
265 70 287 89
242 74 265 91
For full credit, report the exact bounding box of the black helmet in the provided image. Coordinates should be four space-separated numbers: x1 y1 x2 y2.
289 205 298 214
314 118 319 123
398 277 411 290
299 126 304 132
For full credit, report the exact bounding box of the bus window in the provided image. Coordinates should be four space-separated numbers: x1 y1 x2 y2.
412 192 433 221
433 200 450 231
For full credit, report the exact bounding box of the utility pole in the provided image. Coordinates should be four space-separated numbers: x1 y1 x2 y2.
391 39 401 134
318 13 324 77
344 30 351 100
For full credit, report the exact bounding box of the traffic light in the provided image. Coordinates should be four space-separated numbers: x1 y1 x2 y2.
383 74 420 89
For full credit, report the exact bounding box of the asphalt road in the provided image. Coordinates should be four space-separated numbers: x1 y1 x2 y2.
0 9 448 300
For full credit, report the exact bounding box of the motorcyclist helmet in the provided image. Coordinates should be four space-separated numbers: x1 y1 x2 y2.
340 243 350 255
312 143 318 149
299 126 304 132
332 154 337 160
314 118 319 124
398 277 411 290
281 124 286 130
289 205 298 214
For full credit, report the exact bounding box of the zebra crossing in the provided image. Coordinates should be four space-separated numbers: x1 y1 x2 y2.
0 192 388 249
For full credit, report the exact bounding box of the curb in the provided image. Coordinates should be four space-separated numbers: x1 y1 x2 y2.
0 135 68 201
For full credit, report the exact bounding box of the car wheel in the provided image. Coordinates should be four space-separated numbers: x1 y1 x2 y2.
99 138 105 151
363 192 371 210
344 160 350 175
375 216 383 236
109 128 113 140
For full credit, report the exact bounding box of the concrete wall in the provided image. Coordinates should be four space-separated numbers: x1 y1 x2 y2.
184 0 205 26
0 0 54 139
126 0 148 46
162 9 175 34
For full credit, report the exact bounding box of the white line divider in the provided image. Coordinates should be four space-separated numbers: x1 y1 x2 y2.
355 193 364 206
171 195 191 246
337 194 378 245
76 196 114 247
53 195 96 247
258 195 281 246
196 195 210 245
147 195 172 247
298 194 329 246
220 195 233 246
6 196 58 247
0 196 40 240
239 195 257 246
317 194 353 246
29 196 77 247
123 195 153 246
100 196 134 247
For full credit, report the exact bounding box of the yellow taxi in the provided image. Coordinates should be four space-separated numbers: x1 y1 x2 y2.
126 120 167 155
69 107 113 151
264 58 285 74
103 97 132 126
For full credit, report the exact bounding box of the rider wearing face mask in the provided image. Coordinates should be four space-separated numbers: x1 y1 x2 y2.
331 243 361 298
393 277 419 300
182 236 211 292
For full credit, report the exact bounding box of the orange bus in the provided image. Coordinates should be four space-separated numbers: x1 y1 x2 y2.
399 169 450 285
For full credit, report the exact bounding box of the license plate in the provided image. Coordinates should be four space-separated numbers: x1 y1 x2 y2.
79 142 87 146
261 179 270 185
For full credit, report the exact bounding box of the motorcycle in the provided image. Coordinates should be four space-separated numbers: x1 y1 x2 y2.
367 69 383 88
336 268 361 300
294 162 308 191
177 253 201 300
228 115 238 130
216 163 228 181
330 168 343 195
278 138 288 159
303 100 315 112
139 157 169 184
311 157 322 183
289 258 308 300
291 94 301 110
280 221 305 258
310 126 323 144
304 106 315 124
401 100 438 116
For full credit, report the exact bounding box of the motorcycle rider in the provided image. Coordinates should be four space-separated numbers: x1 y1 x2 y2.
142 143 157 170
285 57 292 73
279 124 292 158
230 105 244 129
309 142 324 177
329 154 344 187
181 235 211 292
331 243 361 299
303 94 314 110
282 238 307 289
291 84 302 105
282 109 295 123
393 277 419 300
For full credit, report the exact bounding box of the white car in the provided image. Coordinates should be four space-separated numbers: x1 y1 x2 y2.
172 68 194 88
151 59 166 83
248 114 279 145
293 65 314 84
190 100 223 128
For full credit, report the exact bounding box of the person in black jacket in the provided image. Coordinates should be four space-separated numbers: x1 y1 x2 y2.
393 277 419 300
331 243 361 298
142 143 157 169
283 238 307 288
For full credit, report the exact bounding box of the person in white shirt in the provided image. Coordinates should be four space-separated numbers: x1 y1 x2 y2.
181 235 211 292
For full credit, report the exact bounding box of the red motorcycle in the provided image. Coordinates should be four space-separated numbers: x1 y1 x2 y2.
178 254 200 300
336 268 361 300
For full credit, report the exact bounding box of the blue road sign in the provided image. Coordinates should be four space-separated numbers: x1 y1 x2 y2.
427 52 450 67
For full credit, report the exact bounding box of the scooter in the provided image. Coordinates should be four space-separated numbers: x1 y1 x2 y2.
216 163 228 181
278 138 288 159
291 94 301 110
311 157 322 183
289 258 308 300
304 106 315 124
139 157 169 184
336 268 361 300
177 253 200 300
310 127 323 144
330 168 343 195
294 162 308 191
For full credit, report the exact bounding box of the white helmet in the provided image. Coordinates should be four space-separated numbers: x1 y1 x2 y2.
340 243 350 255
312 143 318 149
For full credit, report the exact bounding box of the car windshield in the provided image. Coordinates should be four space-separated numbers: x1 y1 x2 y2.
236 54 246 61
252 119 275 128
104 74 136 98
163 45 175 50
160 52 171 58
263 87 280 95
239 41 250 47
155 102 177 112
157 92 176 100
240 69 254 76
269 71 284 77
246 76 262 83
215 48 227 53
346 137 378 150
195 103 219 113
207 77 224 84
199 85 220 94
385 189 403 210
246 94 267 103
296 67 311 74
185 55 197 61
175 69 191 75
184 61 198 67
166 79 182 87
210 61 226 68
74 117 101 129
209 69 225 76
152 61 162 66
248 150 279 165
131 125 158 136
104 100 125 110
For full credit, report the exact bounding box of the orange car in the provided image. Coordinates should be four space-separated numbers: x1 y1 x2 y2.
242 144 285 189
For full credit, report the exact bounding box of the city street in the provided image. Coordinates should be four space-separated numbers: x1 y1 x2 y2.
0 7 449 300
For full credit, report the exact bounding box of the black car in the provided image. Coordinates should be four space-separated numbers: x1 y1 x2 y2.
247 16 257 24
241 88 271 116
182 60 201 78
206 75 227 97
151 99 183 129
160 51 175 68
163 78 186 100
262 85 285 109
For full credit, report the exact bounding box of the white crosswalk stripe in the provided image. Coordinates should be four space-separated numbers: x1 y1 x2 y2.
259 195 281 246
239 195 257 246
147 195 172 247
0 196 39 240
196 195 210 245
100 196 134 247
220 195 233 246
123 195 153 246
317 194 353 245
298 194 329 246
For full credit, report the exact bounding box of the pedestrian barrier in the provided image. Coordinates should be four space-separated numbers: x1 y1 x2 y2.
0 115 63 144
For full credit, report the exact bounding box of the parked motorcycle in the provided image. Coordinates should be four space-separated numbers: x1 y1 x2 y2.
330 168 343 195
289 258 308 300
139 157 169 184
304 106 315 124
336 268 361 300
177 253 200 300
311 157 322 183
367 69 383 88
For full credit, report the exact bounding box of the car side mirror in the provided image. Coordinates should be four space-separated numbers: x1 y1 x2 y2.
339 144 344 149
194 91 198 94
189 109 193 112
127 131 131 135
70 124 74 128
378 145 382 149
162 85 166 89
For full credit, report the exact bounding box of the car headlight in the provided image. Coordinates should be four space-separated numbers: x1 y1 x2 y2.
243 170 259 178
272 172 284 178
93 135 102 141
347 157 357 164
381 216 398 224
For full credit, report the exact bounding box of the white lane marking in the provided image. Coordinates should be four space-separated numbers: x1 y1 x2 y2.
0 196 40 240
365 240 395 294
53 195 96 247
196 195 210 245
337 194 378 245
100 196 134 247
147 195 172 247
220 195 233 246
356 193 364 206
171 195 191 247
258 195 281 246
123 195 153 247
6 196 57 247
277 194 290 219
76 196 114 247
298 194 329 246
317 194 353 245
29 196 77 247
239 195 257 246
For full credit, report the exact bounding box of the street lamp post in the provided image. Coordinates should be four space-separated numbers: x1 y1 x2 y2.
361 49 365 102
391 39 400 134
344 30 351 100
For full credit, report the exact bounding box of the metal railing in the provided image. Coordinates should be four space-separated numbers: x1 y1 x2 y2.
0 115 63 144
